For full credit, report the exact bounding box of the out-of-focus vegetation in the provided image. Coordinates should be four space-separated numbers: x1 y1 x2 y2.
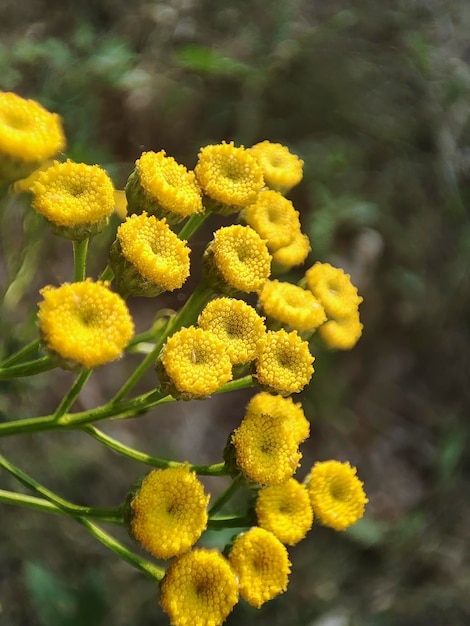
1 0 469 624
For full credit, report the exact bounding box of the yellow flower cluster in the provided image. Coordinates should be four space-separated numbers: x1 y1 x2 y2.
38 280 134 369
258 279 326 332
129 466 209 559
249 140 303 193
246 392 310 446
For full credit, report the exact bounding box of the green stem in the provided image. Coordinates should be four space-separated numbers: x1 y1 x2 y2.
177 212 208 241
53 369 93 419
207 514 253 529
208 479 242 517
73 239 89 282
99 264 114 282
0 339 41 367
0 356 55 380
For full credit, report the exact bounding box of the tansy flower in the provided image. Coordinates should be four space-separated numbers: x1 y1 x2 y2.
160 549 239 626
228 527 291 608
159 327 232 400
305 262 362 319
255 479 313 546
319 309 363 350
195 141 264 214
129 466 209 560
249 140 303 193
258 280 326 332
255 329 314 396
242 190 302 252
30 160 115 240
246 392 310 446
0 91 65 183
126 150 203 224
229 411 302 485
272 232 311 270
197 297 266 365
204 225 271 295
306 460 368 531
110 212 190 297
37 280 134 370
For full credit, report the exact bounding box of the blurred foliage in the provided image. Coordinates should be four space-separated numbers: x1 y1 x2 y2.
1 0 470 624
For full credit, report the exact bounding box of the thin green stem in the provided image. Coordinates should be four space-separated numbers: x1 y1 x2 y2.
207 514 253 529
73 238 89 282
177 212 208 241
0 339 41 367
0 356 55 380
99 264 114 282
53 369 93 419
208 479 243 517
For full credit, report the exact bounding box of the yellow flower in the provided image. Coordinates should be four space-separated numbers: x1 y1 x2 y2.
242 190 302 252
204 225 271 295
305 262 362 319
129 466 209 560
255 479 313 546
197 297 266 365
0 91 65 183
38 280 134 370
195 141 264 213
30 160 115 240
159 327 233 399
306 460 368 531
228 527 291 608
126 150 203 224
249 140 303 192
246 392 310 446
255 329 314 396
110 213 191 297
230 410 302 485
319 309 363 350
258 280 326 332
271 232 311 270
160 549 239 626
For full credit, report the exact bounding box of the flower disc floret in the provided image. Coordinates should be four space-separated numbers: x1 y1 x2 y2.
243 190 301 252
319 309 363 350
255 479 313 545
198 297 266 364
272 232 311 269
38 280 134 369
255 329 314 396
246 392 310 445
228 527 291 608
130 466 209 560
306 460 368 531
259 280 326 331
116 213 190 292
249 140 303 192
195 141 264 211
160 549 239 626
207 225 271 294
305 262 362 319
31 160 114 233
160 327 232 399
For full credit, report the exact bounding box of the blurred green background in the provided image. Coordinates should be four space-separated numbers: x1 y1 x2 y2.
1 0 470 624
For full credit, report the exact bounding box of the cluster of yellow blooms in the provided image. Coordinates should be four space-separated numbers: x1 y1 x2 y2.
0 91 369 626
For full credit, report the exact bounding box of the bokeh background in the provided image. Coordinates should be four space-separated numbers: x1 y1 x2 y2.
1 0 470 624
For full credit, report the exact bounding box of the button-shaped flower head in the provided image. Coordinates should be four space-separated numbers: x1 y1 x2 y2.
195 141 264 214
255 479 313 546
246 392 310 446
306 460 368 531
0 91 65 184
160 549 239 626
38 280 134 370
258 280 326 332
110 212 191 297
228 527 291 608
129 466 209 560
272 232 311 270
319 309 363 350
305 262 363 319
249 140 303 193
125 150 203 225
30 160 115 240
203 225 271 295
197 297 266 365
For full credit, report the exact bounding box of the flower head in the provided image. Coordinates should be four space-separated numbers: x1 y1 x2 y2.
0 91 65 183
272 232 311 270
38 280 134 369
110 213 190 297
242 190 302 252
258 280 326 332
228 527 291 608
249 140 303 192
159 327 232 400
160 549 239 626
204 225 271 295
305 262 362 319
255 329 314 396
126 150 203 224
197 297 266 365
129 466 209 560
230 410 302 485
195 141 264 213
246 392 310 445
30 160 115 240
306 460 368 531
255 479 313 546
319 309 363 350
